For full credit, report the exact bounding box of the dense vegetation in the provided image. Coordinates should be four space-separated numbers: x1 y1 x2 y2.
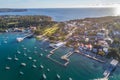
0 15 52 32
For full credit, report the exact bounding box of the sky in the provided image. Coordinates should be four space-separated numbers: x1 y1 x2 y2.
0 0 120 8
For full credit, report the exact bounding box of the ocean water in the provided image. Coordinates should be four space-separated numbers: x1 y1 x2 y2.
0 8 120 80
0 8 116 21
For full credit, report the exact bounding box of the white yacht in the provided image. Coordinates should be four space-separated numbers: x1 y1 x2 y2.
16 37 23 42
21 63 26 67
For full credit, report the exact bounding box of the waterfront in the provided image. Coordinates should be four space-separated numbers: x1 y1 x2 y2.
0 33 120 80
0 8 120 80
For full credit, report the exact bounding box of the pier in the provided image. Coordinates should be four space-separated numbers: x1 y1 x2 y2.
16 33 33 42
50 46 61 54
48 43 74 66
47 55 65 66
103 59 118 78
61 51 74 66
76 51 105 63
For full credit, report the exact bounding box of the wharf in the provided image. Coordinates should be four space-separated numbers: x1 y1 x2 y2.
76 51 105 63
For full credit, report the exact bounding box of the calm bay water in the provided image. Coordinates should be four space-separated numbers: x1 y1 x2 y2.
0 33 120 80
0 8 116 21
0 8 120 80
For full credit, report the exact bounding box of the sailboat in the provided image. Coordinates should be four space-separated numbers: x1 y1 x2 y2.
19 71 24 75
32 64 37 68
34 47 37 49
7 56 12 60
45 49 47 52
21 63 26 67
40 53 43 56
14 55 19 61
4 40 7 44
42 74 47 79
23 47 27 50
47 68 50 72
24 53 27 56
41 48 43 50
57 74 61 79
28 57 32 60
33 59 37 62
17 50 21 54
40 65 44 69
34 51 37 54
5 65 10 70
69 77 72 80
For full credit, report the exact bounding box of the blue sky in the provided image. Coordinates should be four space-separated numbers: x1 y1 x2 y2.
0 0 120 8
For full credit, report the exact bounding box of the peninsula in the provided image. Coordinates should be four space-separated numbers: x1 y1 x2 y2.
0 15 120 62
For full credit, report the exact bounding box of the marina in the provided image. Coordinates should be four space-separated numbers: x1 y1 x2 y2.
103 59 118 78
0 33 120 80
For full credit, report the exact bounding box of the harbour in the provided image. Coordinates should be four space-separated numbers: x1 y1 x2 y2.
0 32 120 80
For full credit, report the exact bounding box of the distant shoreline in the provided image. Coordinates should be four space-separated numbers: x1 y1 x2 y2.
0 9 27 13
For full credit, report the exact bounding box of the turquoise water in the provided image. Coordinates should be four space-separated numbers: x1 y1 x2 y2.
0 33 120 80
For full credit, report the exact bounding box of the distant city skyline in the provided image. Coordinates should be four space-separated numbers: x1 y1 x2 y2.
0 0 120 8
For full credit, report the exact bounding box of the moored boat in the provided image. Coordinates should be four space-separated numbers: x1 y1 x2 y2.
57 74 60 79
7 56 12 60
19 71 24 75
5 65 10 70
21 63 26 66
42 74 47 79
32 64 37 68
40 65 44 69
